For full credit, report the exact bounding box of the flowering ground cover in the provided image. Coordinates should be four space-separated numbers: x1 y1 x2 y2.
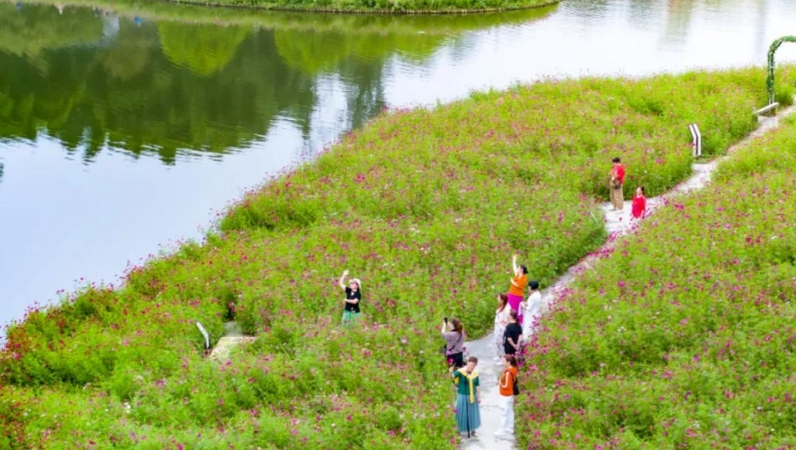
28 0 560 14
2 67 795 448
518 114 796 448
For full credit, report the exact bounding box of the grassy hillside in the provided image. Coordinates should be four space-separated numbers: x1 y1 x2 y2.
1 66 794 448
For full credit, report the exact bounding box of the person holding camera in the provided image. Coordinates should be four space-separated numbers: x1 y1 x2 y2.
441 318 466 368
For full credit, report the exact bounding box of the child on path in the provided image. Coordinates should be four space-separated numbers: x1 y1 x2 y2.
452 357 481 438
495 354 519 440
507 254 528 324
632 186 647 219
494 294 510 363
520 280 543 342
610 157 626 211
338 270 361 325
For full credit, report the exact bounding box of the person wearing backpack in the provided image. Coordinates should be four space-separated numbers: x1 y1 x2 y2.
494 354 519 439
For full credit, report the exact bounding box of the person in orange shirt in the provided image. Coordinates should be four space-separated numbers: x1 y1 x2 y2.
507 254 528 324
495 354 519 439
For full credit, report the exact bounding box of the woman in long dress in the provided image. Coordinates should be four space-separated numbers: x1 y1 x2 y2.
520 280 543 342
493 294 510 363
452 357 481 438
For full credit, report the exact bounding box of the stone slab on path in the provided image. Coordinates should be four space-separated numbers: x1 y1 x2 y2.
461 107 794 450
208 322 256 361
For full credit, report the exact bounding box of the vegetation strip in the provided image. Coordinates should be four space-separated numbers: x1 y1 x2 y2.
1 67 795 449
5 0 559 31
9 0 561 15
520 109 796 448
145 0 558 15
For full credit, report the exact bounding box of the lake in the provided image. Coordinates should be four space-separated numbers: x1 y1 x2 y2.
1 0 795 330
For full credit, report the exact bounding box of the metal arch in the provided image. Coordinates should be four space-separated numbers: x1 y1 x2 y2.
768 36 796 105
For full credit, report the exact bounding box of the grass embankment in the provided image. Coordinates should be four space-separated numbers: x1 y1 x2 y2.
13 0 560 14
518 112 796 447
147 0 555 14
1 67 795 449
10 0 558 31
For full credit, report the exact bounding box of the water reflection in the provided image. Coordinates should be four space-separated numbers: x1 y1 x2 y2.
0 2 556 167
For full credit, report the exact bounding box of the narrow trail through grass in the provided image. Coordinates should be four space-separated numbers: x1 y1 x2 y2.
465 105 795 450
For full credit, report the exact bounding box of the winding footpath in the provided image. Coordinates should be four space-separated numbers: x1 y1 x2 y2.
461 106 794 450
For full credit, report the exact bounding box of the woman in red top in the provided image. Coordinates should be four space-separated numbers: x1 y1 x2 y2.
610 157 626 211
631 186 646 219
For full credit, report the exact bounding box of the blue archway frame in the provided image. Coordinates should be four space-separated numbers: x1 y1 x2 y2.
768 36 796 105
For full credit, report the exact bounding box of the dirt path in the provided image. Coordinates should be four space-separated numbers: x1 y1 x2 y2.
460 108 793 450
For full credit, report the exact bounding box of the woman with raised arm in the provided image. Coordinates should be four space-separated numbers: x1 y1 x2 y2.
338 270 361 325
507 254 528 324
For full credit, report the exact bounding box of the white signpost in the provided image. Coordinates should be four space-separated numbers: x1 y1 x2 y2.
688 123 702 157
196 321 210 351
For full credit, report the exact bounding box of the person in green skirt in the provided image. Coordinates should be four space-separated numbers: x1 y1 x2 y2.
338 269 361 325
451 356 481 438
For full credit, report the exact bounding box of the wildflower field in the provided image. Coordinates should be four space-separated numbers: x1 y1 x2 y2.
519 115 796 448
1 67 794 448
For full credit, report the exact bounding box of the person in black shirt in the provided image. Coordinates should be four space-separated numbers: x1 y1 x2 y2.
338 269 362 325
502 310 522 356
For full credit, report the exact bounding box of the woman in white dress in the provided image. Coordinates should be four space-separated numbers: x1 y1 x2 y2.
493 293 510 362
520 280 543 342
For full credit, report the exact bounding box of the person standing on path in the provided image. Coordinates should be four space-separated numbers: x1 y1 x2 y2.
442 318 466 369
493 294 510 363
507 254 528 324
502 310 522 357
631 186 647 219
520 280 543 342
494 354 519 440
452 356 481 438
610 157 626 211
338 270 361 325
